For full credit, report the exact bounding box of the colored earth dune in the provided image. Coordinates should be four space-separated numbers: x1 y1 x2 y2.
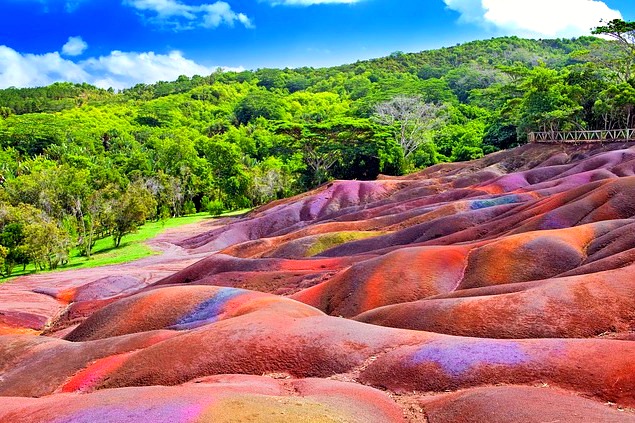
4 142 635 422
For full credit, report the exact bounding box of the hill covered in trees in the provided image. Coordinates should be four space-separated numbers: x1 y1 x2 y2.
1 34 634 275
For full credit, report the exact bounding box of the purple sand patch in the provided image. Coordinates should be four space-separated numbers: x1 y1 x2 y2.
169 288 245 330
51 402 205 423
557 172 594 186
411 340 530 376
74 275 142 301
540 212 573 230
493 174 529 191
308 196 330 219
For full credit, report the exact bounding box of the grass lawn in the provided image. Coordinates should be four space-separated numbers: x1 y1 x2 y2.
1 209 249 282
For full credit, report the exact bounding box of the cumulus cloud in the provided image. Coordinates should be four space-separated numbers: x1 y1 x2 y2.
443 0 486 23
0 45 242 90
0 46 88 88
124 0 254 30
61 36 88 56
444 0 623 37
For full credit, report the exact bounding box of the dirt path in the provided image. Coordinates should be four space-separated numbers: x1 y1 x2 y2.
0 218 224 335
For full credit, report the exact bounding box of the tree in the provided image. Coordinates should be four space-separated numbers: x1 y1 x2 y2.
445 63 502 103
593 19 635 82
53 166 92 257
80 186 120 259
594 83 635 129
234 91 286 125
24 221 70 270
0 245 7 277
515 67 584 135
197 138 251 207
0 222 29 275
110 183 157 248
0 203 70 272
0 113 65 155
249 157 291 205
255 69 287 90
0 205 40 274
311 119 402 180
373 95 447 159
303 143 341 186
0 107 12 119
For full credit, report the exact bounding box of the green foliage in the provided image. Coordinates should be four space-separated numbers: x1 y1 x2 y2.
0 203 70 273
592 19 635 82
0 82 112 115
110 182 157 248
0 212 241 281
514 66 584 135
0 222 27 276
0 245 7 276
0 35 630 274
183 200 197 215
594 82 635 128
249 157 297 204
24 220 70 270
451 145 484 162
234 91 286 125
408 142 443 170
373 96 448 162
207 200 225 216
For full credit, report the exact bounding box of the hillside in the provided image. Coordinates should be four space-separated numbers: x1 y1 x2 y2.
3 34 632 279
0 36 606 111
3 142 635 421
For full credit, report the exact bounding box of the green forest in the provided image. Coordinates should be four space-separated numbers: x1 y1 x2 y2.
1 20 635 276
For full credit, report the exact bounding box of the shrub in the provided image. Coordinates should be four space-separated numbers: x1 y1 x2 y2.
183 200 197 215
200 195 211 212
207 200 225 216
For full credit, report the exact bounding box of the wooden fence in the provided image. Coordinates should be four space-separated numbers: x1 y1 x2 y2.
528 129 635 144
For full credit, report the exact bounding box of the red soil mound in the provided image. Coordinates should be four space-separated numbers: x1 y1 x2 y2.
5 142 635 421
65 286 323 341
421 385 635 422
0 376 404 423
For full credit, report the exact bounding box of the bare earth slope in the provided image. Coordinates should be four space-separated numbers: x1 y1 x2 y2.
3 142 635 422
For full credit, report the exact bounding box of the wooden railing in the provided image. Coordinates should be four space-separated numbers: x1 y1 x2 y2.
528 129 635 144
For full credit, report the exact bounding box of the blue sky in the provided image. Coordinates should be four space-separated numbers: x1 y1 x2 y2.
1 0 634 89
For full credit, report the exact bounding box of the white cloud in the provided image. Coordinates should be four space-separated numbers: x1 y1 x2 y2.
198 2 254 28
124 0 254 29
443 0 486 23
265 0 362 4
11 0 87 12
125 0 195 18
0 46 89 88
444 0 623 37
0 45 243 90
83 50 236 89
61 36 88 56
